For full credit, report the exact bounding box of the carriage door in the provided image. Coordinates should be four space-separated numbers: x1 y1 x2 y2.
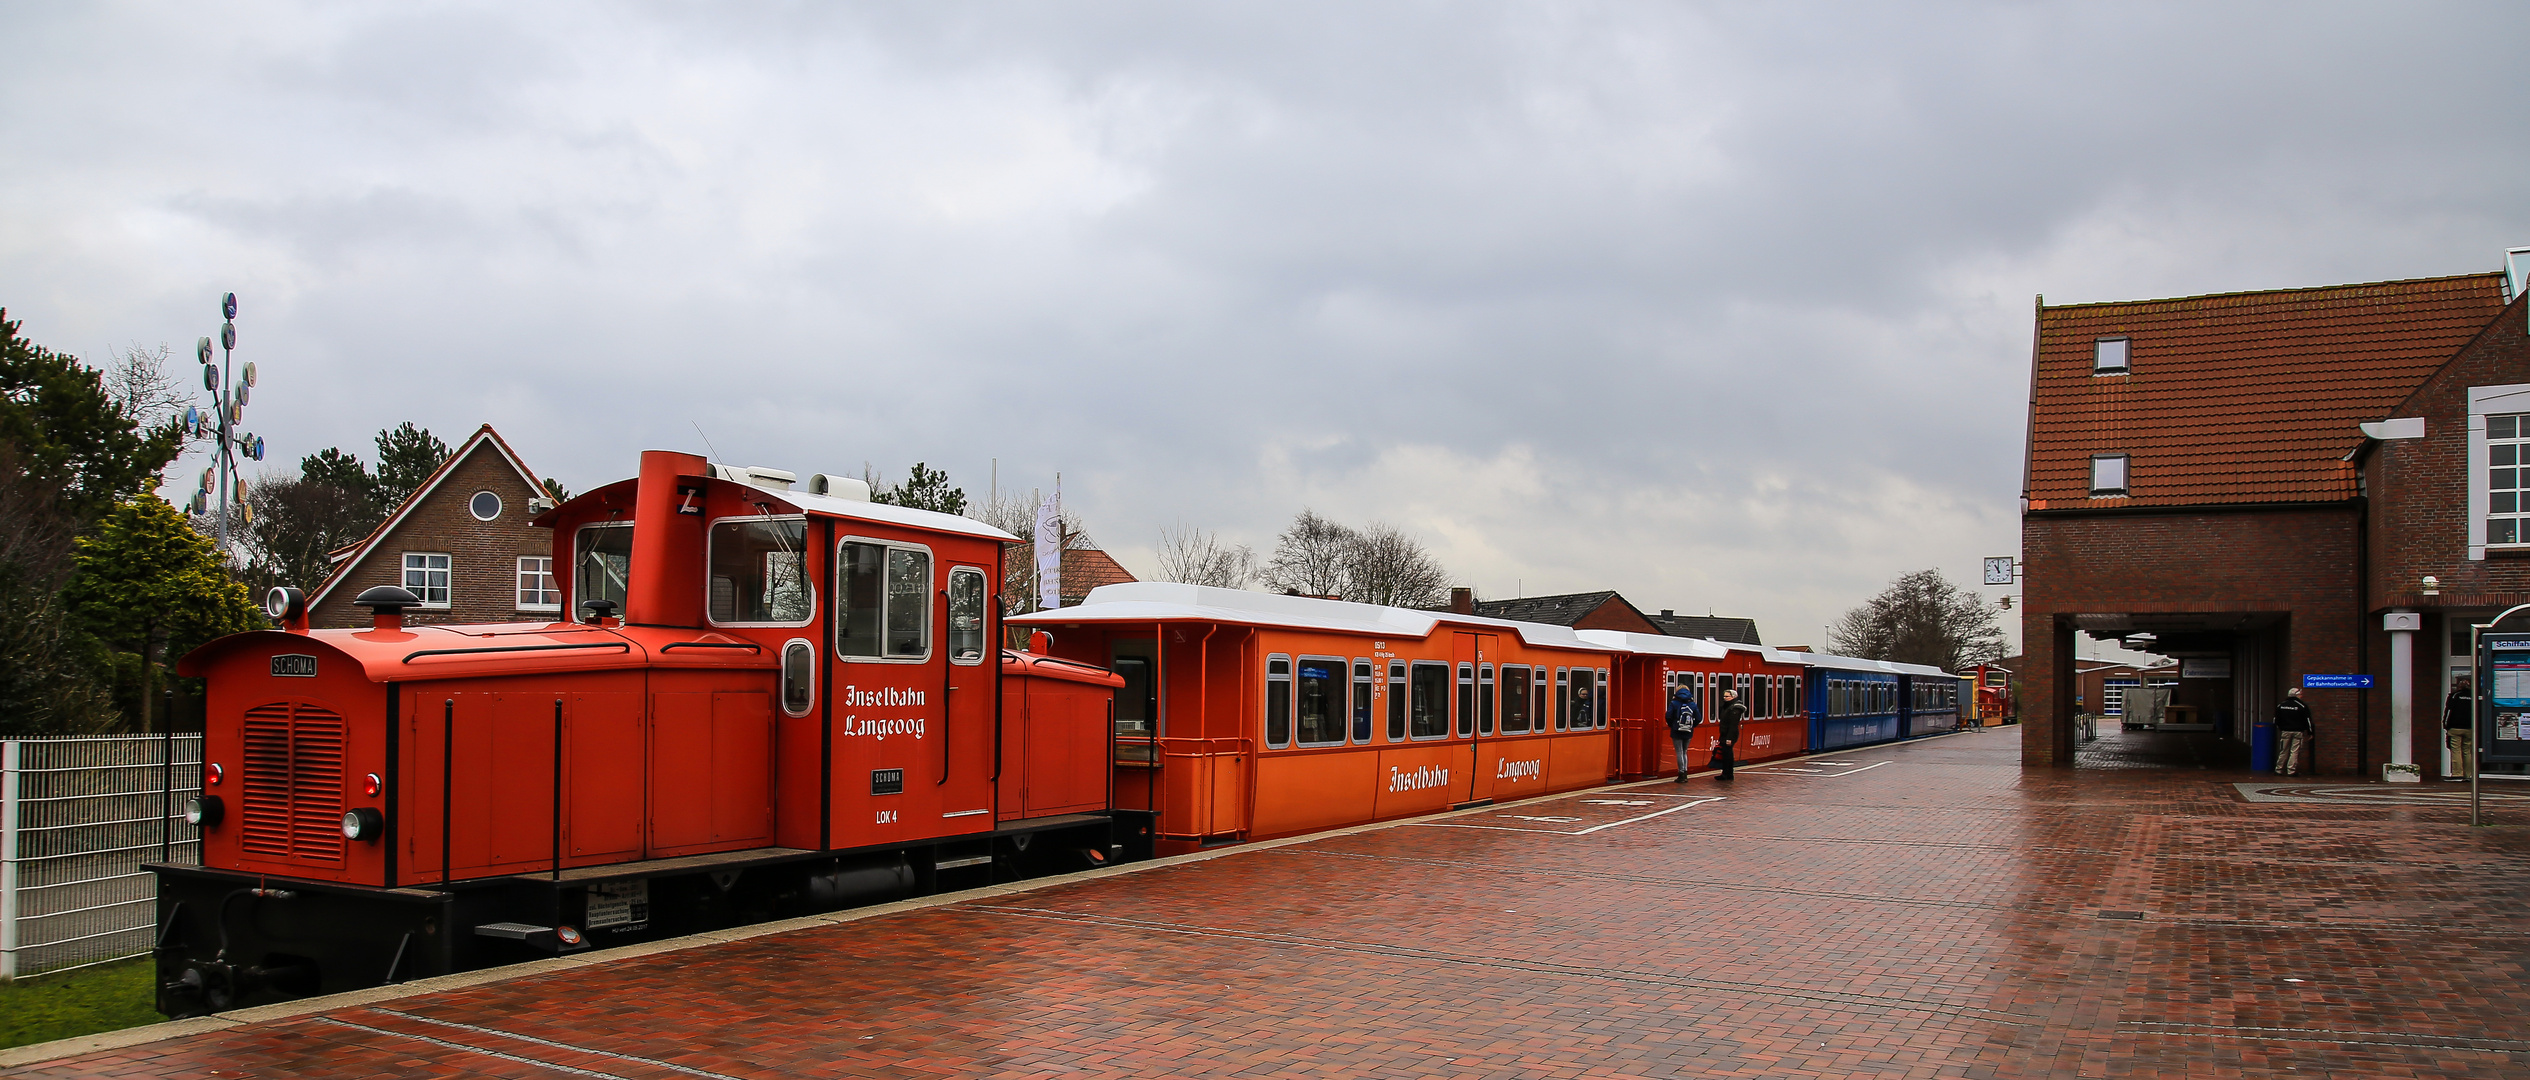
1451 632 1496 804
1110 640 1160 813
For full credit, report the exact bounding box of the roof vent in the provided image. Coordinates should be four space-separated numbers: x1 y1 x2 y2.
807 473 873 502
709 463 797 492
352 585 421 632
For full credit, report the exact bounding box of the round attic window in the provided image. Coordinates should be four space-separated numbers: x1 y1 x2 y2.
469 490 502 521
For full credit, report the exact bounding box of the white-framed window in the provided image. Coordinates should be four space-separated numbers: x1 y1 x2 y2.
1294 656 1346 747
2094 337 2130 374
516 556 560 611
2102 678 2140 717
469 490 502 521
2090 454 2128 497
835 537 931 661
1265 654 1292 748
780 639 816 718
947 568 988 665
2469 385 2530 559
403 552 451 608
708 515 812 626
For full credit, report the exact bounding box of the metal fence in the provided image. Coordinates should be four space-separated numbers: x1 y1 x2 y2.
0 734 201 978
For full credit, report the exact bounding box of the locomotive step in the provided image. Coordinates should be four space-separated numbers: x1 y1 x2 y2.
501 847 818 886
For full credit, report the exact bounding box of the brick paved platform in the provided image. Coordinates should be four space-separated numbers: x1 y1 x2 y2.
11 727 2528 1079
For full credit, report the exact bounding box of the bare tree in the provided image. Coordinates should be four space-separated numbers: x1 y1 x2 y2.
1262 509 1355 596
105 343 193 434
1344 522 1450 608
974 486 1095 616
1155 522 1256 588
1828 568 2006 672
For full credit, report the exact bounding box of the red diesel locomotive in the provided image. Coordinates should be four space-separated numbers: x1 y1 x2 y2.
153 450 1123 1015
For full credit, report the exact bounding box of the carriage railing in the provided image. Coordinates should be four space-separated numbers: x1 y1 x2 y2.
0 734 202 978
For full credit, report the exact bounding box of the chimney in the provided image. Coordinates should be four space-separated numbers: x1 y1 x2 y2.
1449 587 1474 615
627 449 711 628
1661 609 1675 617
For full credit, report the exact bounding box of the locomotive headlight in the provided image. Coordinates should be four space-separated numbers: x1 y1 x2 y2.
342 807 384 842
185 794 223 827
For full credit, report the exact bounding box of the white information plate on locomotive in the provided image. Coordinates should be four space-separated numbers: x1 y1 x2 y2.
584 880 650 930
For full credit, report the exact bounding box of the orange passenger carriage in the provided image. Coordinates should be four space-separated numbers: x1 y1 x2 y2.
1009 583 1623 855
1586 632 1810 778
152 450 1122 1016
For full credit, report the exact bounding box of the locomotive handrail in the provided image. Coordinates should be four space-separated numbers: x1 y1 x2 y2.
658 641 762 653
403 642 633 663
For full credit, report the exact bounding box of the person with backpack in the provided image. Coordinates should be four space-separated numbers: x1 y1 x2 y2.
1665 683 1700 781
2273 687 2314 776
1715 688 1747 780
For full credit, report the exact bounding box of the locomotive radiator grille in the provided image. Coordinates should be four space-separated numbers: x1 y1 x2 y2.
240 702 347 864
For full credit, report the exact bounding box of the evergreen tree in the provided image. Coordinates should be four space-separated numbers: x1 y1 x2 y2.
372 422 451 510
871 462 968 515
63 496 263 731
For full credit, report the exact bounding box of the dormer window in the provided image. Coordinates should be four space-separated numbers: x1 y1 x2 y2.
2094 338 2130 374
2090 455 2129 496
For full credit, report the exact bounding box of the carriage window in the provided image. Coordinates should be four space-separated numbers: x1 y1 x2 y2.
1266 655 1292 748
837 540 931 659
1388 661 1407 740
1568 670 1594 729
1410 661 1449 738
781 640 814 716
1555 668 1569 731
1752 675 1770 719
709 517 810 624
1477 663 1495 735
574 523 633 622
1296 657 1345 746
1594 669 1609 727
1455 663 1475 737
1353 659 1374 743
1534 675 1546 730
1500 666 1531 733
947 569 986 664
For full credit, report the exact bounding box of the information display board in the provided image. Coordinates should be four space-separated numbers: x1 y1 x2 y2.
2476 634 2530 765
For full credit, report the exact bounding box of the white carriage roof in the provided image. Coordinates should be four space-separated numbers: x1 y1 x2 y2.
1573 629 1732 660
755 487 1019 542
1012 582 1601 650
1793 651 1955 677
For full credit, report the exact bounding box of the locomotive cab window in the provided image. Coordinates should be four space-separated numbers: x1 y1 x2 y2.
837 539 931 660
1500 665 1532 733
947 568 987 664
780 640 815 717
574 523 633 622
708 517 811 625
1296 656 1345 746
1410 661 1449 739
1266 655 1292 748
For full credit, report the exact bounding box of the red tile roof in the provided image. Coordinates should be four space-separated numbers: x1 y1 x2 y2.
1061 548 1138 597
2026 273 2508 509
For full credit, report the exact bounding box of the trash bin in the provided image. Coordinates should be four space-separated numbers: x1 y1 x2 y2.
2251 721 2276 773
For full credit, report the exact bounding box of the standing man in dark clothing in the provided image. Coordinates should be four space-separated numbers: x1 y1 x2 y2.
1665 683 1700 781
1715 688 1747 781
2273 687 2314 776
2445 676 2475 781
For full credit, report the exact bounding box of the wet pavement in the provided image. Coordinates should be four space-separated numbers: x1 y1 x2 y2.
11 725 2529 1079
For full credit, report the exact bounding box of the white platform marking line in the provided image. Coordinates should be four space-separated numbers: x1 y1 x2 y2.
317 1018 636 1080
1571 796 1723 834
364 1009 750 1080
1407 795 1726 835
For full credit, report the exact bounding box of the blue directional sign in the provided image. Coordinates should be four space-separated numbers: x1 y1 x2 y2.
2301 674 2373 689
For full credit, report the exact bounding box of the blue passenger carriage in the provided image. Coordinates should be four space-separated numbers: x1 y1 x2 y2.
1800 653 1904 751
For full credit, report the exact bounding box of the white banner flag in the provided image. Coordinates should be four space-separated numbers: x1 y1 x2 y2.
1035 487 1062 611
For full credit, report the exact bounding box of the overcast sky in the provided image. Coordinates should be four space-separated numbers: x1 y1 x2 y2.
5 2 2527 652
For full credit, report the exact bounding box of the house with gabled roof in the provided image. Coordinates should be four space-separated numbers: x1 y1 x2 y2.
1465 590 1661 634
2020 259 2527 776
1644 610 1764 645
305 424 556 629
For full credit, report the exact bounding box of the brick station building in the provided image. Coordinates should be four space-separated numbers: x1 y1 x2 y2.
2021 255 2530 775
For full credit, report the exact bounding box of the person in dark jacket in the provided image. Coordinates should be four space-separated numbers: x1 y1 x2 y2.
2445 676 2475 781
1664 684 1700 781
1714 689 1747 780
2272 687 2314 776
